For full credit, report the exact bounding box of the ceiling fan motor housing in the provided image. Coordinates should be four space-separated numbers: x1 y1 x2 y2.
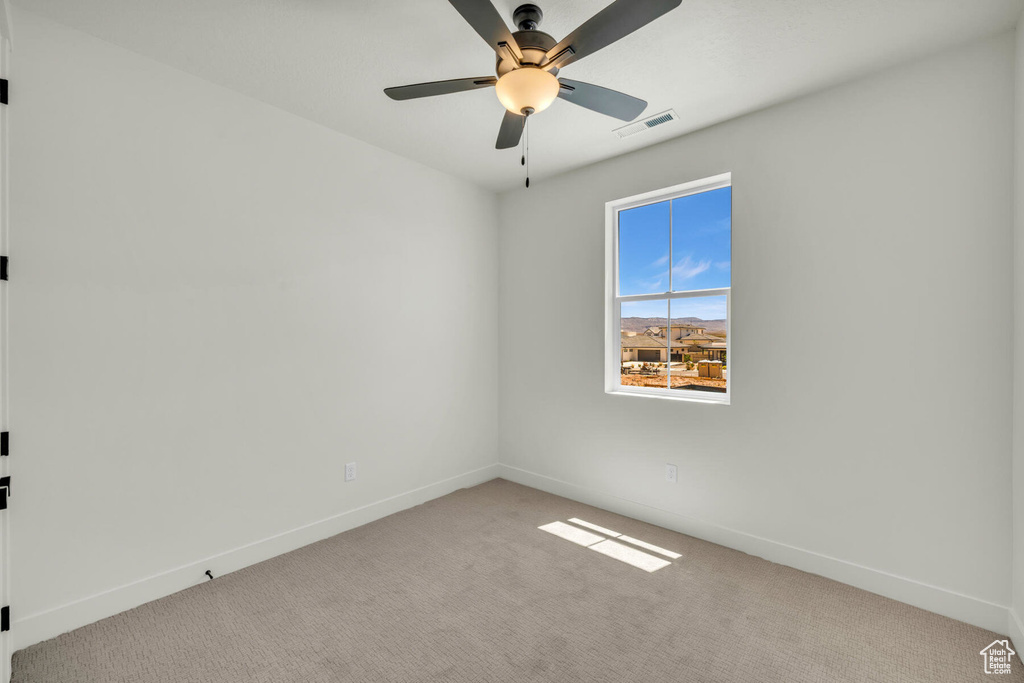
513 4 543 30
495 30 557 76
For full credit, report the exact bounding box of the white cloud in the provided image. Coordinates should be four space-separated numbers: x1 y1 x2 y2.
673 255 711 281
637 276 665 291
650 253 669 268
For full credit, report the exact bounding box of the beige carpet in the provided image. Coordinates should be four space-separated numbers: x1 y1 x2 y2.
13 479 1019 682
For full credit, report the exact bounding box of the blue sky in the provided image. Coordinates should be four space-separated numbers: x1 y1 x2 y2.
618 186 731 304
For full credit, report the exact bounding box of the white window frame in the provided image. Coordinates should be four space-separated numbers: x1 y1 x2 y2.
604 173 732 404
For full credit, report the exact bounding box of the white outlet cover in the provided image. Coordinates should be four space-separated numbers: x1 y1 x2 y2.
345 462 356 481
666 464 678 483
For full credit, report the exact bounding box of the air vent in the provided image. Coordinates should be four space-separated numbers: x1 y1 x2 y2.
613 109 679 139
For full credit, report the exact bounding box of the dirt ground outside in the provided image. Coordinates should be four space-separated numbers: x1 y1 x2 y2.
620 364 727 391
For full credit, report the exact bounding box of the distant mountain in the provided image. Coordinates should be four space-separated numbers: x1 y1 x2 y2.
621 317 727 334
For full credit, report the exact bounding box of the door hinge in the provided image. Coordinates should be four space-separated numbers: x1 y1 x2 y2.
1 606 9 632
1 432 8 456
0 79 8 105
0 476 9 510
1 255 7 281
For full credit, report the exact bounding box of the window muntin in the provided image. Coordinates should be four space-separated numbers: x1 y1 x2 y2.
606 174 731 403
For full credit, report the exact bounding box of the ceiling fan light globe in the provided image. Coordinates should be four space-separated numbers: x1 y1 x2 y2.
495 67 559 115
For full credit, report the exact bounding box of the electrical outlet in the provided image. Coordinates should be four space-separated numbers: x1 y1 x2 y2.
345 462 357 482
666 464 677 483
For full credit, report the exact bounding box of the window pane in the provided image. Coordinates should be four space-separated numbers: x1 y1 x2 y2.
668 296 727 394
618 200 670 296
620 300 668 389
671 186 731 291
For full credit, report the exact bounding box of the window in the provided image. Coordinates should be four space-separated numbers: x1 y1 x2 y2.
605 173 731 403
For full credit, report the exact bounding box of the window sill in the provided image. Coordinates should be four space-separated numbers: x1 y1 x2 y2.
606 387 730 405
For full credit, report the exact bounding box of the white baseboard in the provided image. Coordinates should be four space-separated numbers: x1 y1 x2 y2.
499 464 1010 635
14 463 501 650
1009 608 1024 653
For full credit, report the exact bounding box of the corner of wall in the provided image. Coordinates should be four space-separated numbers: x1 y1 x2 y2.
1013 7 1024 648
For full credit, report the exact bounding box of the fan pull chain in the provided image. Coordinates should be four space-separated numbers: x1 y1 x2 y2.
524 113 530 189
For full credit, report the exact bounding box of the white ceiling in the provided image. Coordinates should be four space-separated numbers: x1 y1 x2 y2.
14 0 1024 191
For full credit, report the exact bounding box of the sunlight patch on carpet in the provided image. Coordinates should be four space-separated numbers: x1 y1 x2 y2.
617 535 682 560
539 520 676 572
568 518 621 537
588 539 672 572
538 521 606 547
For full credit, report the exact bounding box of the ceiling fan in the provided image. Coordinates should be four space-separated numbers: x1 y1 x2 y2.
384 0 682 151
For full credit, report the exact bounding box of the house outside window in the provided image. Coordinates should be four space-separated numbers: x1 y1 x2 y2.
605 173 731 404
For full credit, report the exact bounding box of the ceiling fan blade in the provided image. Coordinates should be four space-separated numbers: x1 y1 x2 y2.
557 79 647 121
495 110 525 149
384 77 497 101
448 0 522 58
545 0 681 69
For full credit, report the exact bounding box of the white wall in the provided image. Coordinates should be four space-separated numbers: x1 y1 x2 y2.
1012 11 1024 648
9 8 498 648
499 32 1015 632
